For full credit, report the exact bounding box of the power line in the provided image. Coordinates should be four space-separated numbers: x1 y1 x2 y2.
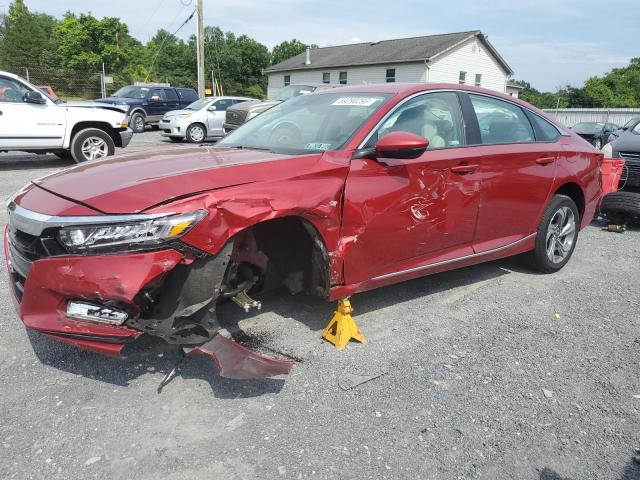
145 9 195 82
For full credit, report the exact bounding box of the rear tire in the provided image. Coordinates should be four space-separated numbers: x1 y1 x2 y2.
131 112 146 133
70 128 115 163
528 194 580 273
600 191 640 223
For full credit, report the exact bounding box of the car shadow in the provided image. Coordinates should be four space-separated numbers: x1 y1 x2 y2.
537 453 640 480
26 330 285 398
0 156 71 171
25 255 524 394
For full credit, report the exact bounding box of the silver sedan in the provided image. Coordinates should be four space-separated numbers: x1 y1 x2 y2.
160 96 257 143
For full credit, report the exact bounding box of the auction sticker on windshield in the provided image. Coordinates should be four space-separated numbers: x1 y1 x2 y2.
332 97 381 107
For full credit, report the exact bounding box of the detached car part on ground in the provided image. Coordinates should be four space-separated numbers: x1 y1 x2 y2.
0 71 132 163
5 84 603 380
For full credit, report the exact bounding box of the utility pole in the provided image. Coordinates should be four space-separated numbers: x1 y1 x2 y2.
196 0 205 98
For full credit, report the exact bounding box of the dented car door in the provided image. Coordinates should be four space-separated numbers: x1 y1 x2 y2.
341 91 482 285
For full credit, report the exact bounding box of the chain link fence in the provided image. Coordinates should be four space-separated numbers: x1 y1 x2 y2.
7 66 199 100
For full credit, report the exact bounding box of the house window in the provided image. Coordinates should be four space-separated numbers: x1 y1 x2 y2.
475 74 482 87
322 72 330 84
386 68 396 83
339 71 347 85
284 75 290 87
459 71 466 84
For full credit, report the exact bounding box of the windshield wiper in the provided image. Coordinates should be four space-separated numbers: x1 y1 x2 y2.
225 145 274 153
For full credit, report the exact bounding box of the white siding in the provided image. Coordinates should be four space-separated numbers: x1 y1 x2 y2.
267 63 426 98
505 86 521 98
428 37 508 93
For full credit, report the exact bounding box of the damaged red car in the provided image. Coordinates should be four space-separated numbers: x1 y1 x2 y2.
4 84 602 378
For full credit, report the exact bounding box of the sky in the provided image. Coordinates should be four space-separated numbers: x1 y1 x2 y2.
9 0 638 91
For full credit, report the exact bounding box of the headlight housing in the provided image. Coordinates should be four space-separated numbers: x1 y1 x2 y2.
57 210 207 253
602 143 613 157
246 111 261 120
119 104 131 112
177 113 191 119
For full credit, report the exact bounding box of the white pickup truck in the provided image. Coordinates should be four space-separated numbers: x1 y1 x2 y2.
0 71 132 163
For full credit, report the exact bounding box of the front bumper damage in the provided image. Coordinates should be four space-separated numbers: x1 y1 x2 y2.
4 226 293 379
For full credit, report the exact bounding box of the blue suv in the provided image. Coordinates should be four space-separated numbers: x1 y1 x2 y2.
96 85 199 133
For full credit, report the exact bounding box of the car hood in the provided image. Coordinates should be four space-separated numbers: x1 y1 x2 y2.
95 97 144 106
31 147 338 214
163 109 194 119
59 100 128 113
232 100 281 113
611 131 640 152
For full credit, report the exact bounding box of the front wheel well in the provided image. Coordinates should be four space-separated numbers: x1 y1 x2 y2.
554 183 585 220
69 122 117 147
227 216 330 299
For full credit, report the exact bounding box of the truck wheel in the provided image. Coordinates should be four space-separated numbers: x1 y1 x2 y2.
527 195 580 273
70 128 115 163
186 123 207 143
600 191 640 223
131 112 146 133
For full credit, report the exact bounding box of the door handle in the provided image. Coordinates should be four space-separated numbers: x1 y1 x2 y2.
450 164 478 174
535 157 556 165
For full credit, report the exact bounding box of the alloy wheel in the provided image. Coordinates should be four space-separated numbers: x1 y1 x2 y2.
80 136 108 161
545 206 576 263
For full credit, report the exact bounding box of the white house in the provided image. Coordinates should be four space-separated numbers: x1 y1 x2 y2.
265 31 514 98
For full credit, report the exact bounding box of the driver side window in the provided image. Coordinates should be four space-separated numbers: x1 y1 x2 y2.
0 77 29 103
367 92 465 149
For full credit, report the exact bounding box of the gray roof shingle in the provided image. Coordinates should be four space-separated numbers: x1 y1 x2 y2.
265 31 512 76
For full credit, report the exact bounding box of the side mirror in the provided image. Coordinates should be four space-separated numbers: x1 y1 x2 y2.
373 131 429 159
208 105 217 111
150 95 161 103
24 91 45 104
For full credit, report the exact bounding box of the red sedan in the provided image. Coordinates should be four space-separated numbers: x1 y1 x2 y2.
4 83 602 376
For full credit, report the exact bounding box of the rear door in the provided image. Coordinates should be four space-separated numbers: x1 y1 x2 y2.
463 93 559 253
163 88 180 113
206 98 235 136
0 74 65 149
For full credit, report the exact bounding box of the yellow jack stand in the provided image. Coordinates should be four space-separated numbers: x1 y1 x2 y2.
322 298 367 350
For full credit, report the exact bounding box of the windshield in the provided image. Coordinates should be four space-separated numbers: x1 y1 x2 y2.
624 118 640 129
270 85 317 102
112 86 149 99
572 122 603 134
217 92 391 154
185 98 211 110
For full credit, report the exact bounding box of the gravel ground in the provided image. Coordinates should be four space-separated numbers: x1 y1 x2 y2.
0 133 639 480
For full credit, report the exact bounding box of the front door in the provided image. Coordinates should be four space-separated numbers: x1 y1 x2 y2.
342 91 482 284
0 75 65 149
464 93 559 252
206 98 235 136
146 88 167 122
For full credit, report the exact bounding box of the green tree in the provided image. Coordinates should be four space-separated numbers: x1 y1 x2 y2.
0 0 57 70
271 39 307 65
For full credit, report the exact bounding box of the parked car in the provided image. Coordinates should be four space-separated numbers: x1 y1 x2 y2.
0 71 132 163
602 120 640 189
223 83 337 133
95 85 199 133
36 85 58 101
571 121 619 149
5 83 602 377
160 96 256 143
607 117 640 143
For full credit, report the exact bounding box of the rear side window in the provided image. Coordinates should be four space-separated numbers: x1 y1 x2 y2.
528 113 562 142
164 88 178 101
470 94 534 144
177 89 198 102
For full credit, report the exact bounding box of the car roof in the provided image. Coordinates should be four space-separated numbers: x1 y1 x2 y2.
311 82 553 117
